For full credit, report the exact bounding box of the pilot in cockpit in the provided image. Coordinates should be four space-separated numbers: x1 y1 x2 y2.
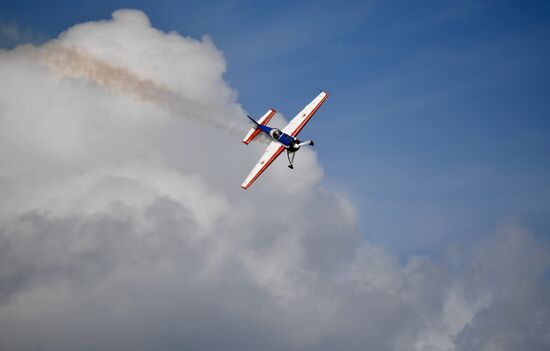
271 129 282 139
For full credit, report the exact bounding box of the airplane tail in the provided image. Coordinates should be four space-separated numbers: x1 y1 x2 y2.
242 109 276 144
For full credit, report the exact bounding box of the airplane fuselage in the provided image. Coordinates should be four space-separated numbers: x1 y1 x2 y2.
257 124 301 151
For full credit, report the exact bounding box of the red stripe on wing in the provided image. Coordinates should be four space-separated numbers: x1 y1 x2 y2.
291 93 329 137
241 145 285 189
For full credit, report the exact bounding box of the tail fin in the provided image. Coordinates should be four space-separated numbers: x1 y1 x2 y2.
242 109 276 144
247 115 259 126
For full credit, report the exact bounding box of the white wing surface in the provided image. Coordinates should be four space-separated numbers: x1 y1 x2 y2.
282 91 329 136
241 141 285 189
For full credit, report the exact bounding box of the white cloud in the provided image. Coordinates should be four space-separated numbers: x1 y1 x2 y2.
0 9 548 351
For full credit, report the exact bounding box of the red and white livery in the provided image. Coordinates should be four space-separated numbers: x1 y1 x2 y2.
241 91 329 189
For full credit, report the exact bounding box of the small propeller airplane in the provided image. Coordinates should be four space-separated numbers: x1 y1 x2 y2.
241 90 329 189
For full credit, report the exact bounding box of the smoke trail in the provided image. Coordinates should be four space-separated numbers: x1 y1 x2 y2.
29 42 257 138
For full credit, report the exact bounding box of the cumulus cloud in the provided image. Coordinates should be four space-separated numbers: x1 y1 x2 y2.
0 9 548 351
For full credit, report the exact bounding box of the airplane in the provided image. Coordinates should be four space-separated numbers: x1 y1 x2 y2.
241 91 329 189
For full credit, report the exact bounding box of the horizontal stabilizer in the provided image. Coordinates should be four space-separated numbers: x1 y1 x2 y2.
242 109 276 144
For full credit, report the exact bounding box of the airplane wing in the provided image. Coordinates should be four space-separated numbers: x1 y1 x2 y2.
241 141 285 189
282 91 329 136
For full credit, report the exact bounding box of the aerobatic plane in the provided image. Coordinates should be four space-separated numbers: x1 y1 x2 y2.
241 91 329 189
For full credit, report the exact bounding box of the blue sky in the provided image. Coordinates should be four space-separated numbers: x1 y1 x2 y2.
1 0 549 256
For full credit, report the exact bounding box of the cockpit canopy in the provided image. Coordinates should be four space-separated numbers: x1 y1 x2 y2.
271 128 282 139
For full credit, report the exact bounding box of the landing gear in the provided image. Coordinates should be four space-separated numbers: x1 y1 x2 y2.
287 150 295 169
286 139 315 169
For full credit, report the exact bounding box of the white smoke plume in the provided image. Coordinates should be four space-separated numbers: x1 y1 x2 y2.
0 9 548 351
25 42 246 136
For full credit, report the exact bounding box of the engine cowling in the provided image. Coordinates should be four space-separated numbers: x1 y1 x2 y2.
289 139 301 152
